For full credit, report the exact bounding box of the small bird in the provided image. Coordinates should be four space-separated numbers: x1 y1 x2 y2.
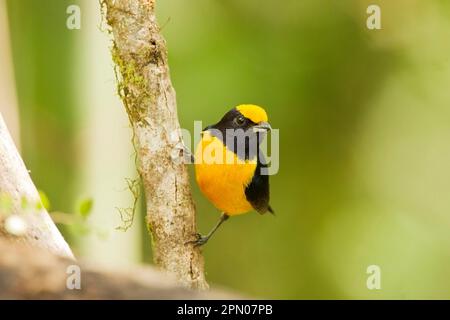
189 104 274 247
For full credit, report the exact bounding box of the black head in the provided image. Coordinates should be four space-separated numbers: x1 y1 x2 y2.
205 107 272 160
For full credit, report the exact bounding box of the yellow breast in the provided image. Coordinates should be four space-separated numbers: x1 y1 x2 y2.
194 132 256 215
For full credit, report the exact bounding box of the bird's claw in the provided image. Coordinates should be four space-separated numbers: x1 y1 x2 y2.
185 233 209 247
180 144 195 164
171 143 195 164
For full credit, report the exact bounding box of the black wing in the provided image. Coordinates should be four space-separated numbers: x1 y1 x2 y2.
245 153 273 214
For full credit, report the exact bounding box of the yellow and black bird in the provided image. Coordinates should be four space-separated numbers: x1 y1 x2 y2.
189 104 274 246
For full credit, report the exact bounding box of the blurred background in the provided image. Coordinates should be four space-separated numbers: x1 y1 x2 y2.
1 0 450 299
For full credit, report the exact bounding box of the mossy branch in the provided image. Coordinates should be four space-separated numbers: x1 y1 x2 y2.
101 0 208 289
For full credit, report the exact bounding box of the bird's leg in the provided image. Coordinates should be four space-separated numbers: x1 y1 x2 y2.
181 144 195 164
171 142 195 164
186 213 229 247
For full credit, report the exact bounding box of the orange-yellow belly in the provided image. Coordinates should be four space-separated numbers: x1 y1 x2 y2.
194 132 256 215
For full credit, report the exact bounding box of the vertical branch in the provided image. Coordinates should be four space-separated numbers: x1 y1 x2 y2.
102 0 208 289
0 113 74 259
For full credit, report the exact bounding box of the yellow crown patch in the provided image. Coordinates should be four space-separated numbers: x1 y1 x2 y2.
236 104 268 124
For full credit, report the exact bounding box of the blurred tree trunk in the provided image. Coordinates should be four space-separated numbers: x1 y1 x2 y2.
0 0 73 259
0 113 74 259
6 0 78 222
0 0 19 146
102 0 207 289
0 239 239 299
78 0 143 269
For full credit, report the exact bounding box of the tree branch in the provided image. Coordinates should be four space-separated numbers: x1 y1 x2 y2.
0 239 239 299
102 0 207 289
0 113 74 259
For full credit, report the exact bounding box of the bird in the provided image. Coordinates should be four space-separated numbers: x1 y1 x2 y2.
188 104 274 247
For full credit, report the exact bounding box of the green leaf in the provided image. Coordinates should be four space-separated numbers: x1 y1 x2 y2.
37 190 51 211
78 198 93 218
21 196 29 210
0 193 13 216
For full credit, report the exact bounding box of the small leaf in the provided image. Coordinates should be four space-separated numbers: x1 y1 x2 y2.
78 198 93 218
21 196 29 210
0 193 13 216
37 190 51 211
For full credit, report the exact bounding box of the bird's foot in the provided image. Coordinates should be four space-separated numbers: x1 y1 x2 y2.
185 233 209 247
171 142 195 164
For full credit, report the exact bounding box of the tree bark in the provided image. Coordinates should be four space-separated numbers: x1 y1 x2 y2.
0 239 239 299
102 0 207 289
0 113 74 259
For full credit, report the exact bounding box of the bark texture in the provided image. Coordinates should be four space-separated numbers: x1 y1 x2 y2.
0 239 239 299
0 113 74 259
102 0 207 289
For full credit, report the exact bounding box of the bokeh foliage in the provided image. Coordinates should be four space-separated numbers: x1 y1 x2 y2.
7 0 79 219
5 0 450 298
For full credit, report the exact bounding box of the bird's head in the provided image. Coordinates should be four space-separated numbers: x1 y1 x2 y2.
210 104 272 134
202 104 272 160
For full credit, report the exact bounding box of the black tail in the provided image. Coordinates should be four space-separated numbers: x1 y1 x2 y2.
268 205 275 215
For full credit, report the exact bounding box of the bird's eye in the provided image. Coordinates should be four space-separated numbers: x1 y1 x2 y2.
234 115 245 126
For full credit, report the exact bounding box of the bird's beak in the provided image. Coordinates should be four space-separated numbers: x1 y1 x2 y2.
253 121 272 133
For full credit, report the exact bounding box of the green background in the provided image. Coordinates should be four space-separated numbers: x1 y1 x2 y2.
4 0 450 298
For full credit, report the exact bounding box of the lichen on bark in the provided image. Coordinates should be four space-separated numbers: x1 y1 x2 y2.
102 0 208 289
